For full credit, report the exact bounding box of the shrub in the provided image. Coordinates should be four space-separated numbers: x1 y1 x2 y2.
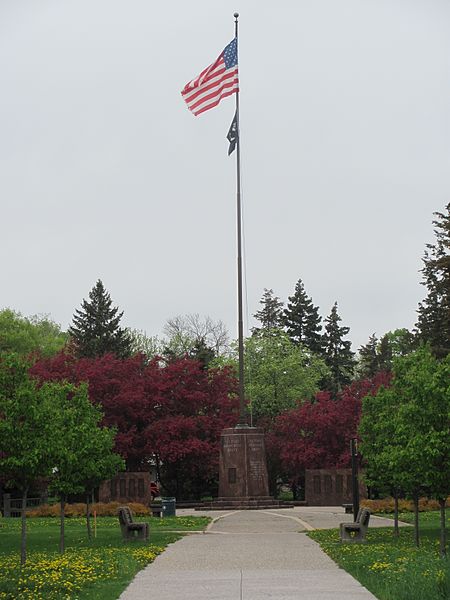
27 501 150 518
361 497 450 514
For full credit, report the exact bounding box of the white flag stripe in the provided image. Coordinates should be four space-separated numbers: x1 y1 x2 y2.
188 78 239 114
183 68 238 105
183 62 230 97
186 58 224 89
193 83 239 116
181 39 239 116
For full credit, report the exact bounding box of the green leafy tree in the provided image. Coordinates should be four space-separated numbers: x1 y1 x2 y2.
0 309 67 357
394 349 450 556
69 280 132 359
217 330 329 422
73 419 124 541
382 328 416 359
321 302 355 395
0 354 57 564
126 328 163 359
252 288 284 333
283 279 323 353
360 348 450 550
49 382 124 552
359 383 404 536
416 203 450 358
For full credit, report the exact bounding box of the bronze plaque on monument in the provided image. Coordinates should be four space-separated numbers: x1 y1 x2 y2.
218 426 270 499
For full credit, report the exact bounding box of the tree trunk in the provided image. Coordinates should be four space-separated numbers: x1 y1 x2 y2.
59 495 66 554
86 492 92 541
413 494 420 548
20 487 28 566
155 454 162 484
393 492 399 537
439 498 447 558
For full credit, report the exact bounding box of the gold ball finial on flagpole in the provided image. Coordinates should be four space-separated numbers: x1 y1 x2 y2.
234 12 239 19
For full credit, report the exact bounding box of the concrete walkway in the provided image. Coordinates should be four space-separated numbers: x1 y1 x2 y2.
118 507 387 600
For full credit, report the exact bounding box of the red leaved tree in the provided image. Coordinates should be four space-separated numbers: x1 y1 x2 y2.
266 373 391 496
31 352 238 499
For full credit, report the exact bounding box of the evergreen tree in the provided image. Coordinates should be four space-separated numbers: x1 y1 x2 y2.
357 329 415 378
383 328 416 358
188 338 216 369
357 334 379 378
283 279 323 352
69 280 132 359
252 288 283 333
416 203 450 358
321 302 355 395
377 334 393 372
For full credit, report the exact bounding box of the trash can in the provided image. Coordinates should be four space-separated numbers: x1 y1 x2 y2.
161 497 176 517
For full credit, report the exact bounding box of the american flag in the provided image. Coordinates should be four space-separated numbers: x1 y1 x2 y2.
181 38 239 116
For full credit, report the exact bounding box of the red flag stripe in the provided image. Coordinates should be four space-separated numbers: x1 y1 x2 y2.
181 44 239 116
182 65 229 100
183 68 238 105
184 55 225 89
189 78 239 114
194 86 239 116
181 60 229 102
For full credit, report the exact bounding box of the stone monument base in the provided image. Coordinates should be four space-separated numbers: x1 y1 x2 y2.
199 496 291 510
199 425 292 511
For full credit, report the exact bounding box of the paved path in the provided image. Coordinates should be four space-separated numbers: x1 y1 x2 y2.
119 508 380 600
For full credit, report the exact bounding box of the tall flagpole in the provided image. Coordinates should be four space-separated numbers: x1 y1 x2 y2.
234 12 247 427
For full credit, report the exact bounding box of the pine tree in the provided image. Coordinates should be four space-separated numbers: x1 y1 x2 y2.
69 280 132 359
252 288 283 333
321 302 355 395
416 203 450 358
188 338 216 369
383 328 416 358
357 329 415 378
283 279 323 352
357 334 379 378
377 334 393 372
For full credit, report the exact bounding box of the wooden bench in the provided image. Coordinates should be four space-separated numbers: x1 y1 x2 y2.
339 508 371 543
118 506 149 541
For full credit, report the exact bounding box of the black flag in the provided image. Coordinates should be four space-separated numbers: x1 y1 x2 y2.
227 112 238 155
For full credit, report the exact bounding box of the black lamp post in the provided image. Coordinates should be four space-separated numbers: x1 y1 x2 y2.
350 438 360 521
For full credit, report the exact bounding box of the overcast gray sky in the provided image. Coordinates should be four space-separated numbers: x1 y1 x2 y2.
1 0 449 350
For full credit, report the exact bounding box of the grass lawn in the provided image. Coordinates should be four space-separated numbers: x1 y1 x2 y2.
0 514 210 600
309 511 450 600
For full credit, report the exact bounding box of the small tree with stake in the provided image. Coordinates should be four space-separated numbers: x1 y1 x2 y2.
360 382 405 537
78 426 125 541
0 353 57 565
49 382 124 552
